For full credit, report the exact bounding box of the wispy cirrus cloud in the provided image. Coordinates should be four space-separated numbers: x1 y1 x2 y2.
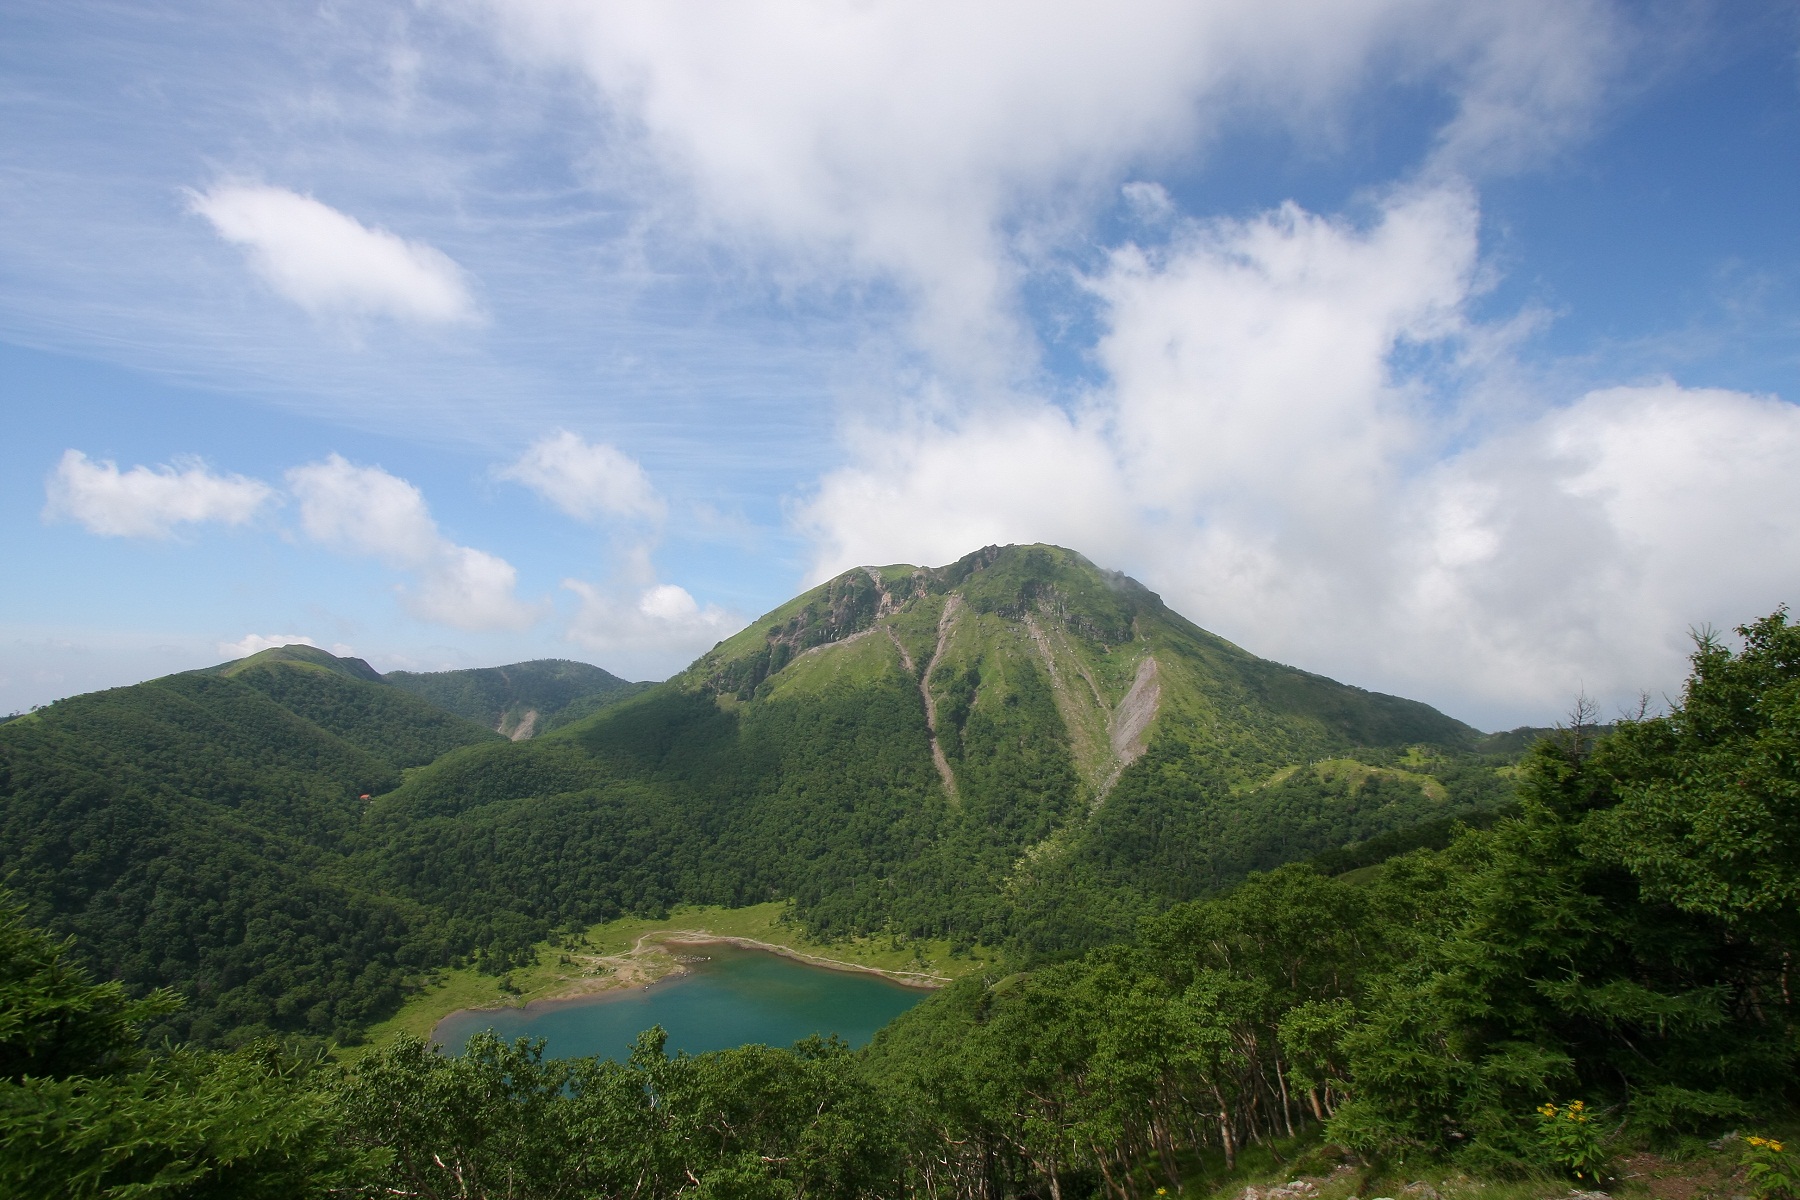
188 184 479 325
286 454 541 631
485 0 1620 370
44 449 274 538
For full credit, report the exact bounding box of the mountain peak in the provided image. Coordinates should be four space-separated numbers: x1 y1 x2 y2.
675 543 1476 815
213 643 384 683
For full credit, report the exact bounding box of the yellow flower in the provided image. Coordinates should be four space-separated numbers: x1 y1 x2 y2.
1773 1140 1786 1153
1750 1137 1771 1148
1157 1190 1168 1196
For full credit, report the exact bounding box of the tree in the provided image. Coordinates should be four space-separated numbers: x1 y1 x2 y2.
0 889 356 1199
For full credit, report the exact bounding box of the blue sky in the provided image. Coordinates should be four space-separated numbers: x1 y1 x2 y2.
3 0 1799 730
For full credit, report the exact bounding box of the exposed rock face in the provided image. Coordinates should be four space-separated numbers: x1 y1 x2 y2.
500 708 538 741
1110 656 1160 767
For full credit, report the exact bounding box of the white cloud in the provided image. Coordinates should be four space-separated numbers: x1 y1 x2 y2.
189 184 478 325
485 0 1618 368
410 545 538 631
44 449 273 538
795 186 1800 729
1424 2 1619 176
1094 184 1478 518
799 405 1132 574
286 454 541 631
1389 384 1800 708
564 578 743 680
498 430 665 522
1121 181 1176 224
800 185 1479 569
288 454 441 562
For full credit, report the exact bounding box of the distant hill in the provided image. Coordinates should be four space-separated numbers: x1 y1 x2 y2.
0 546 1527 1047
0 650 501 1044
384 659 649 739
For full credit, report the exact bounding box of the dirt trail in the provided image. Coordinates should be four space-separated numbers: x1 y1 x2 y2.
884 626 915 674
655 932 947 987
1022 613 1058 682
914 596 963 799
561 930 949 995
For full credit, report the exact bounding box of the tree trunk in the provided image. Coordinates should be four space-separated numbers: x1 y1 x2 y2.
1214 1088 1237 1170
1277 1059 1296 1138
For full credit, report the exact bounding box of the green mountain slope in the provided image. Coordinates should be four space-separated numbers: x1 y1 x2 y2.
10 610 1793 1198
384 659 649 738
2 546 1527 1046
211 647 506 767
365 545 1506 955
0 654 501 1043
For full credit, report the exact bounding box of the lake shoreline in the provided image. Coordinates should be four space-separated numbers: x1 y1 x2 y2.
659 933 948 990
430 932 945 1047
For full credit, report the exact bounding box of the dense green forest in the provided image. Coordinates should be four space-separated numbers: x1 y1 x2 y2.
1 547 1529 1046
384 657 650 737
6 607 1798 1198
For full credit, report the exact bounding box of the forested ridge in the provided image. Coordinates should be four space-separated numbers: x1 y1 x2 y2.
383 657 651 737
5 607 1799 1198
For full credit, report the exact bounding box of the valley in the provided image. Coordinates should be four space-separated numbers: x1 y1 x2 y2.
0 543 1515 1048
10 543 1789 1200
354 900 995 1054
431 941 930 1062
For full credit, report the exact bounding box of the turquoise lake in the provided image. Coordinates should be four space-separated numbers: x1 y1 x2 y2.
433 944 932 1060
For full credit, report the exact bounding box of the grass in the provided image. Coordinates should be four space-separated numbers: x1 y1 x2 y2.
344 901 1000 1060
765 623 904 698
1250 760 1448 802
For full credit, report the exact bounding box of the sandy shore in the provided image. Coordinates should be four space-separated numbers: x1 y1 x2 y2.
653 933 947 989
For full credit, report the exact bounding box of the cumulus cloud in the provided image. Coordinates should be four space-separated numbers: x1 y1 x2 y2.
189 184 478 324
498 430 665 522
1389 385 1800 706
795 185 1800 728
286 454 541 631
485 0 1617 367
564 578 743 680
44 449 273 538
1095 185 1478 518
801 185 1480 568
